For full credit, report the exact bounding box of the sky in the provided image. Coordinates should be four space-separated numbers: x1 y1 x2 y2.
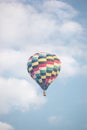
0 0 87 130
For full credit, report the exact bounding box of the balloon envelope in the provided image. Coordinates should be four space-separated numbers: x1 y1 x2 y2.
27 52 61 91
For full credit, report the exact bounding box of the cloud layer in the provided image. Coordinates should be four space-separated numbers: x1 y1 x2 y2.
0 0 87 115
0 77 46 114
0 122 14 130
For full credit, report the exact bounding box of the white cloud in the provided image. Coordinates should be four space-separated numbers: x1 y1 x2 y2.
0 49 28 78
42 0 78 19
48 115 73 127
0 122 14 130
54 44 87 77
60 21 82 35
0 3 37 48
0 0 30 2
48 115 62 125
0 1 81 49
48 116 58 125
0 2 57 49
0 77 46 115
60 55 79 77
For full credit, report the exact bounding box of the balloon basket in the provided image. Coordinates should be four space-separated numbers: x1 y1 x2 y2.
43 91 46 96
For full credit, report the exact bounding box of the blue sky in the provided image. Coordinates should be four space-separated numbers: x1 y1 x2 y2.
0 0 87 130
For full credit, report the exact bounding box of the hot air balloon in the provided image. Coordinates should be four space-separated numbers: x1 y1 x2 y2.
27 52 61 96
